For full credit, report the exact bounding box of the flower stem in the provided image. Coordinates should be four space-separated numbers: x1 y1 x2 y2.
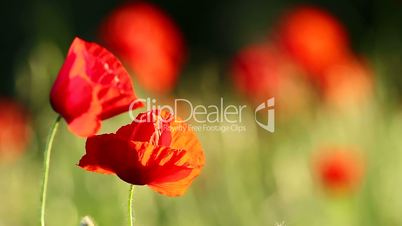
40 115 61 226
128 185 135 226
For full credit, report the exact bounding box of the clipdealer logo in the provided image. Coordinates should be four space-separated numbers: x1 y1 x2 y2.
128 97 275 133
254 97 275 133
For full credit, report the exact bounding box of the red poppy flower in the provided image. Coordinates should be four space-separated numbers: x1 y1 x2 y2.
78 110 205 196
50 37 143 137
277 6 350 78
319 56 373 108
231 43 312 115
232 43 282 102
314 147 365 192
0 99 31 160
100 2 185 94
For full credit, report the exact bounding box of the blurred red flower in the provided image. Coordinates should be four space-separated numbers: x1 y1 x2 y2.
0 99 30 159
319 56 373 108
79 110 205 197
277 6 350 78
231 43 312 115
100 2 185 94
314 147 365 192
50 37 143 137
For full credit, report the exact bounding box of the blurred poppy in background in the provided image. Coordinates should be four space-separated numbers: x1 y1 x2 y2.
319 56 373 108
277 6 350 80
270 5 374 109
79 110 205 197
313 147 365 193
50 37 143 137
100 2 185 94
0 99 30 160
231 42 313 115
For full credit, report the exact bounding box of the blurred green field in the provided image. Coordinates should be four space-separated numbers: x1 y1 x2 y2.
1 52 402 225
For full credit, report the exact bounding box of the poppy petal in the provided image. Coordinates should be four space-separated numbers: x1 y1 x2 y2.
50 37 143 137
79 134 139 175
115 142 192 189
116 115 155 142
148 177 196 197
79 134 117 174
68 111 101 138
170 118 205 168
145 116 205 196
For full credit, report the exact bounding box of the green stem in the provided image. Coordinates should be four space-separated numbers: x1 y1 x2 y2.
40 115 61 226
128 185 135 226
